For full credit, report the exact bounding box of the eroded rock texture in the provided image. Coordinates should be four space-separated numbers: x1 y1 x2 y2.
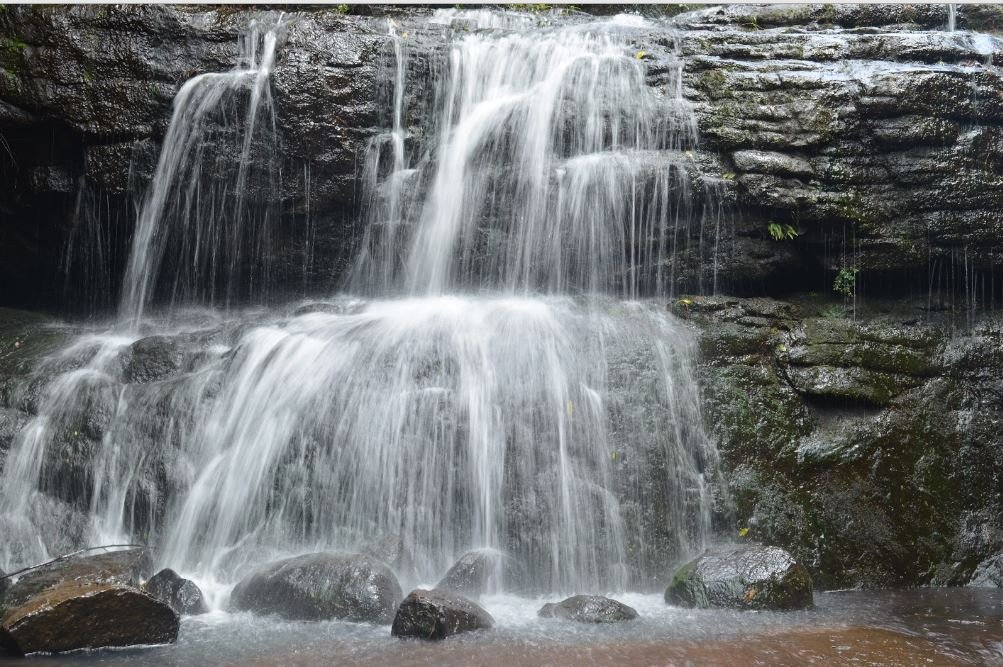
676 294 1003 589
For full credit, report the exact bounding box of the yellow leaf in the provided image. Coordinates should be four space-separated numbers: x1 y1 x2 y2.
635 50 645 60
722 172 736 180
739 527 750 537
566 400 574 417
611 451 618 461
402 31 409 39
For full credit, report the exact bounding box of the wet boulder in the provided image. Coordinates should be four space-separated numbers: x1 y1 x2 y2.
143 568 208 616
2 548 153 612
538 595 638 623
390 589 494 640
123 336 182 384
0 582 178 655
436 549 522 597
666 546 813 611
230 552 402 623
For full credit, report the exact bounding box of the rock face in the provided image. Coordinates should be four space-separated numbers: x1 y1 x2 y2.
666 546 813 611
436 549 520 598
143 568 208 616
2 548 153 613
0 582 178 655
390 589 494 640
230 552 402 623
538 595 638 623
676 295 1003 589
3 4 1003 311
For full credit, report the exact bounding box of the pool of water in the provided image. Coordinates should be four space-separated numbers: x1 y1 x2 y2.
3 589 1001 666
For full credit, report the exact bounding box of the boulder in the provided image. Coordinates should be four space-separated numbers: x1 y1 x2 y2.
2 548 153 612
436 549 521 597
666 546 813 611
390 589 494 640
538 595 638 623
230 552 402 623
0 582 178 655
143 568 208 616
123 336 182 384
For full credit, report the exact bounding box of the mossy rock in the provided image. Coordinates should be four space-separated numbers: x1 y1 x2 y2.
665 546 813 610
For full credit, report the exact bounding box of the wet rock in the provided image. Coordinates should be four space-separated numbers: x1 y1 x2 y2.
3 548 153 612
666 546 813 611
390 589 494 640
436 549 521 598
0 582 178 655
123 336 182 384
230 552 402 623
969 554 1003 588
143 568 208 616
0 568 7 605
538 595 638 623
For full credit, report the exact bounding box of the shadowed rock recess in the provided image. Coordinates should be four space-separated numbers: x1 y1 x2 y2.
0 2 1002 603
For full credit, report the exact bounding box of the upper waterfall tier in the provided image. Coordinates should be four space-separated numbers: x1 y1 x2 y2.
350 11 722 299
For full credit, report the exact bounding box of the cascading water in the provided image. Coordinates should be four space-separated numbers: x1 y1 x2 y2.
0 10 721 598
120 21 281 327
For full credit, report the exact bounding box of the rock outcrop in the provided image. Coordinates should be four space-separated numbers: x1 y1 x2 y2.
675 294 1003 589
538 595 639 623
666 546 813 610
230 552 402 623
0 582 178 655
390 588 494 640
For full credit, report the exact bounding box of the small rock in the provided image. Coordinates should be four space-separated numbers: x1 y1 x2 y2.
391 589 494 640
538 595 638 623
666 546 813 611
230 552 402 623
437 549 521 597
0 582 178 655
144 568 208 616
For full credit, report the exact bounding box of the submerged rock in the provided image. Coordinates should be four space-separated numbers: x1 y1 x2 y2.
436 549 521 597
538 595 638 623
2 548 153 612
0 582 178 655
390 589 494 640
230 552 402 623
144 568 208 616
666 546 813 611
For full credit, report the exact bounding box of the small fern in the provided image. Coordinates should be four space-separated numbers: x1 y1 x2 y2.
768 222 798 241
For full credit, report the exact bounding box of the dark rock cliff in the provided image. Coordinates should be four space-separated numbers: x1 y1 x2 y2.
3 4 1003 311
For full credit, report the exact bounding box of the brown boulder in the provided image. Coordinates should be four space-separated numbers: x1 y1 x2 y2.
0 582 178 655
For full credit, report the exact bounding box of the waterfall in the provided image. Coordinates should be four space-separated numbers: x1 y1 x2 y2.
351 12 708 299
119 21 281 327
0 10 720 596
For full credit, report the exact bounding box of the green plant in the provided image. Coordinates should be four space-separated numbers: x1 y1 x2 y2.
334 4 350 14
833 267 858 299
768 222 798 241
820 304 847 319
512 4 552 13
